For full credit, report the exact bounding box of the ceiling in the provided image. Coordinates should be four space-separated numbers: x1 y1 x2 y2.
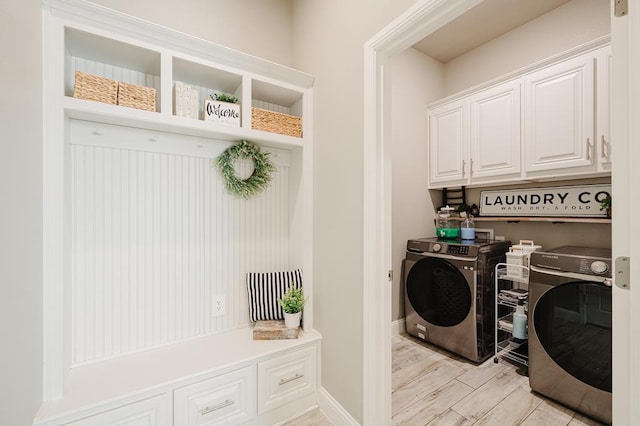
412 0 572 63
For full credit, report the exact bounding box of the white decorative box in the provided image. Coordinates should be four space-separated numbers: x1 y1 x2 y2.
506 249 528 277
174 81 199 119
204 99 241 126
506 240 541 278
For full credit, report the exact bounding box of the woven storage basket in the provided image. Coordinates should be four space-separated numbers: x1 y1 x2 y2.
73 71 118 105
117 82 156 112
251 107 302 138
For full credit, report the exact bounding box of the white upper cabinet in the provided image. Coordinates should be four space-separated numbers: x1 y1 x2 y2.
428 99 468 187
469 79 522 183
428 79 522 189
427 39 611 189
595 45 612 172
523 54 596 176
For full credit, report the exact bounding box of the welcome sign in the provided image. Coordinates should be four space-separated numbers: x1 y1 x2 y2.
480 184 611 217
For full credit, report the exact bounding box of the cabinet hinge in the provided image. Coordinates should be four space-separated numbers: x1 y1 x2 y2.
615 0 628 17
615 256 630 290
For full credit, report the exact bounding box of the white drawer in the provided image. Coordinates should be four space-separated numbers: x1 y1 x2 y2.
173 365 256 425
257 346 317 414
64 394 170 426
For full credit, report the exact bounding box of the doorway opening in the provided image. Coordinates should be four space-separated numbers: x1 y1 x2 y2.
362 0 622 423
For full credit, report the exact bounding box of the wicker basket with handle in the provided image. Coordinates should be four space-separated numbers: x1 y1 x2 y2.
117 82 156 112
73 71 118 105
251 107 302 138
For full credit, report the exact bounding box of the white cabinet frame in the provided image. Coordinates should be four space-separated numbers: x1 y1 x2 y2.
42 0 314 403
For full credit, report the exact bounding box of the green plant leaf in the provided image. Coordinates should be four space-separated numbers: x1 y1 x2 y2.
277 286 308 314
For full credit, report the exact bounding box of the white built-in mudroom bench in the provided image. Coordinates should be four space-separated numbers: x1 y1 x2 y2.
37 1 319 425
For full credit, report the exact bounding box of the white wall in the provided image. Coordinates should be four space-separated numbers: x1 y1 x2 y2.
89 0 294 66
390 48 444 321
444 0 610 95
0 1 43 425
290 1 416 421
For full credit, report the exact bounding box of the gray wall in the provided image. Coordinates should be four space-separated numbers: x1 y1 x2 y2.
291 1 416 421
444 0 610 95
0 1 43 425
390 48 444 322
89 0 295 66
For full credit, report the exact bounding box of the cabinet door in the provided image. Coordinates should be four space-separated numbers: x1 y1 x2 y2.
596 46 612 172
257 346 317 414
523 54 595 174
469 79 521 182
173 365 256 425
428 99 469 188
64 394 170 426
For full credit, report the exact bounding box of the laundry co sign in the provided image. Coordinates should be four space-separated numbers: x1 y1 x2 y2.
480 184 611 217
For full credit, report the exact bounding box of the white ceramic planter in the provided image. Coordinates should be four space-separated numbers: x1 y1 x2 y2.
284 312 301 329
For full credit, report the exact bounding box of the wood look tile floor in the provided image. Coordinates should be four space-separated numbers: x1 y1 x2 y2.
390 333 606 426
288 333 607 426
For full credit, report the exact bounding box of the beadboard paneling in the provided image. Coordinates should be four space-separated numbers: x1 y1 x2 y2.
70 121 290 365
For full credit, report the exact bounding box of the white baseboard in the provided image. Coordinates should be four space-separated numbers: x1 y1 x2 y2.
316 321 404 425
391 318 406 336
318 386 360 426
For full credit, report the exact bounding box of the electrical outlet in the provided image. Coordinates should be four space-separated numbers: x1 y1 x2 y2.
495 235 505 241
213 294 226 317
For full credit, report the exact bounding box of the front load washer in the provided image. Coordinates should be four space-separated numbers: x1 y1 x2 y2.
403 238 510 363
529 246 612 425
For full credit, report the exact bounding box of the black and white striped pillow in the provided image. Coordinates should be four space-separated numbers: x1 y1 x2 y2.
246 269 303 322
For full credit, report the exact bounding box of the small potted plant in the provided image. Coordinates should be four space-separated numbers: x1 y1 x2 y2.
277 286 308 329
204 92 241 126
600 195 612 218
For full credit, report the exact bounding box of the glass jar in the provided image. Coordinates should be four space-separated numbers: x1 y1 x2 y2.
461 215 475 240
436 206 460 240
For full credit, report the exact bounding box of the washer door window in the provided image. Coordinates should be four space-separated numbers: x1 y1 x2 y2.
406 257 472 327
533 281 612 392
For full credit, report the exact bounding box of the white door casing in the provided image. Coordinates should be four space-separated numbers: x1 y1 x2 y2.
610 1 637 423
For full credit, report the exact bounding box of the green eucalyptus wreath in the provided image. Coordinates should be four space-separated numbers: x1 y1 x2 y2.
217 140 276 198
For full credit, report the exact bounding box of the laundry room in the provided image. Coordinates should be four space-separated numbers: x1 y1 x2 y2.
391 0 614 424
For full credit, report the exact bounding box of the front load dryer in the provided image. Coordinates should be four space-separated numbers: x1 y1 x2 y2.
403 237 510 362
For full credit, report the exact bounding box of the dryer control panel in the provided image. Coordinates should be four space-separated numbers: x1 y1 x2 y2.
446 245 469 256
407 238 485 258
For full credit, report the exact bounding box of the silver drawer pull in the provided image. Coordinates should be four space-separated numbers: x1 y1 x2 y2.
279 373 303 385
200 399 234 415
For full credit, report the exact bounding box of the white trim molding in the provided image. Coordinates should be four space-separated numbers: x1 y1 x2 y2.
318 386 360 426
391 318 406 336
